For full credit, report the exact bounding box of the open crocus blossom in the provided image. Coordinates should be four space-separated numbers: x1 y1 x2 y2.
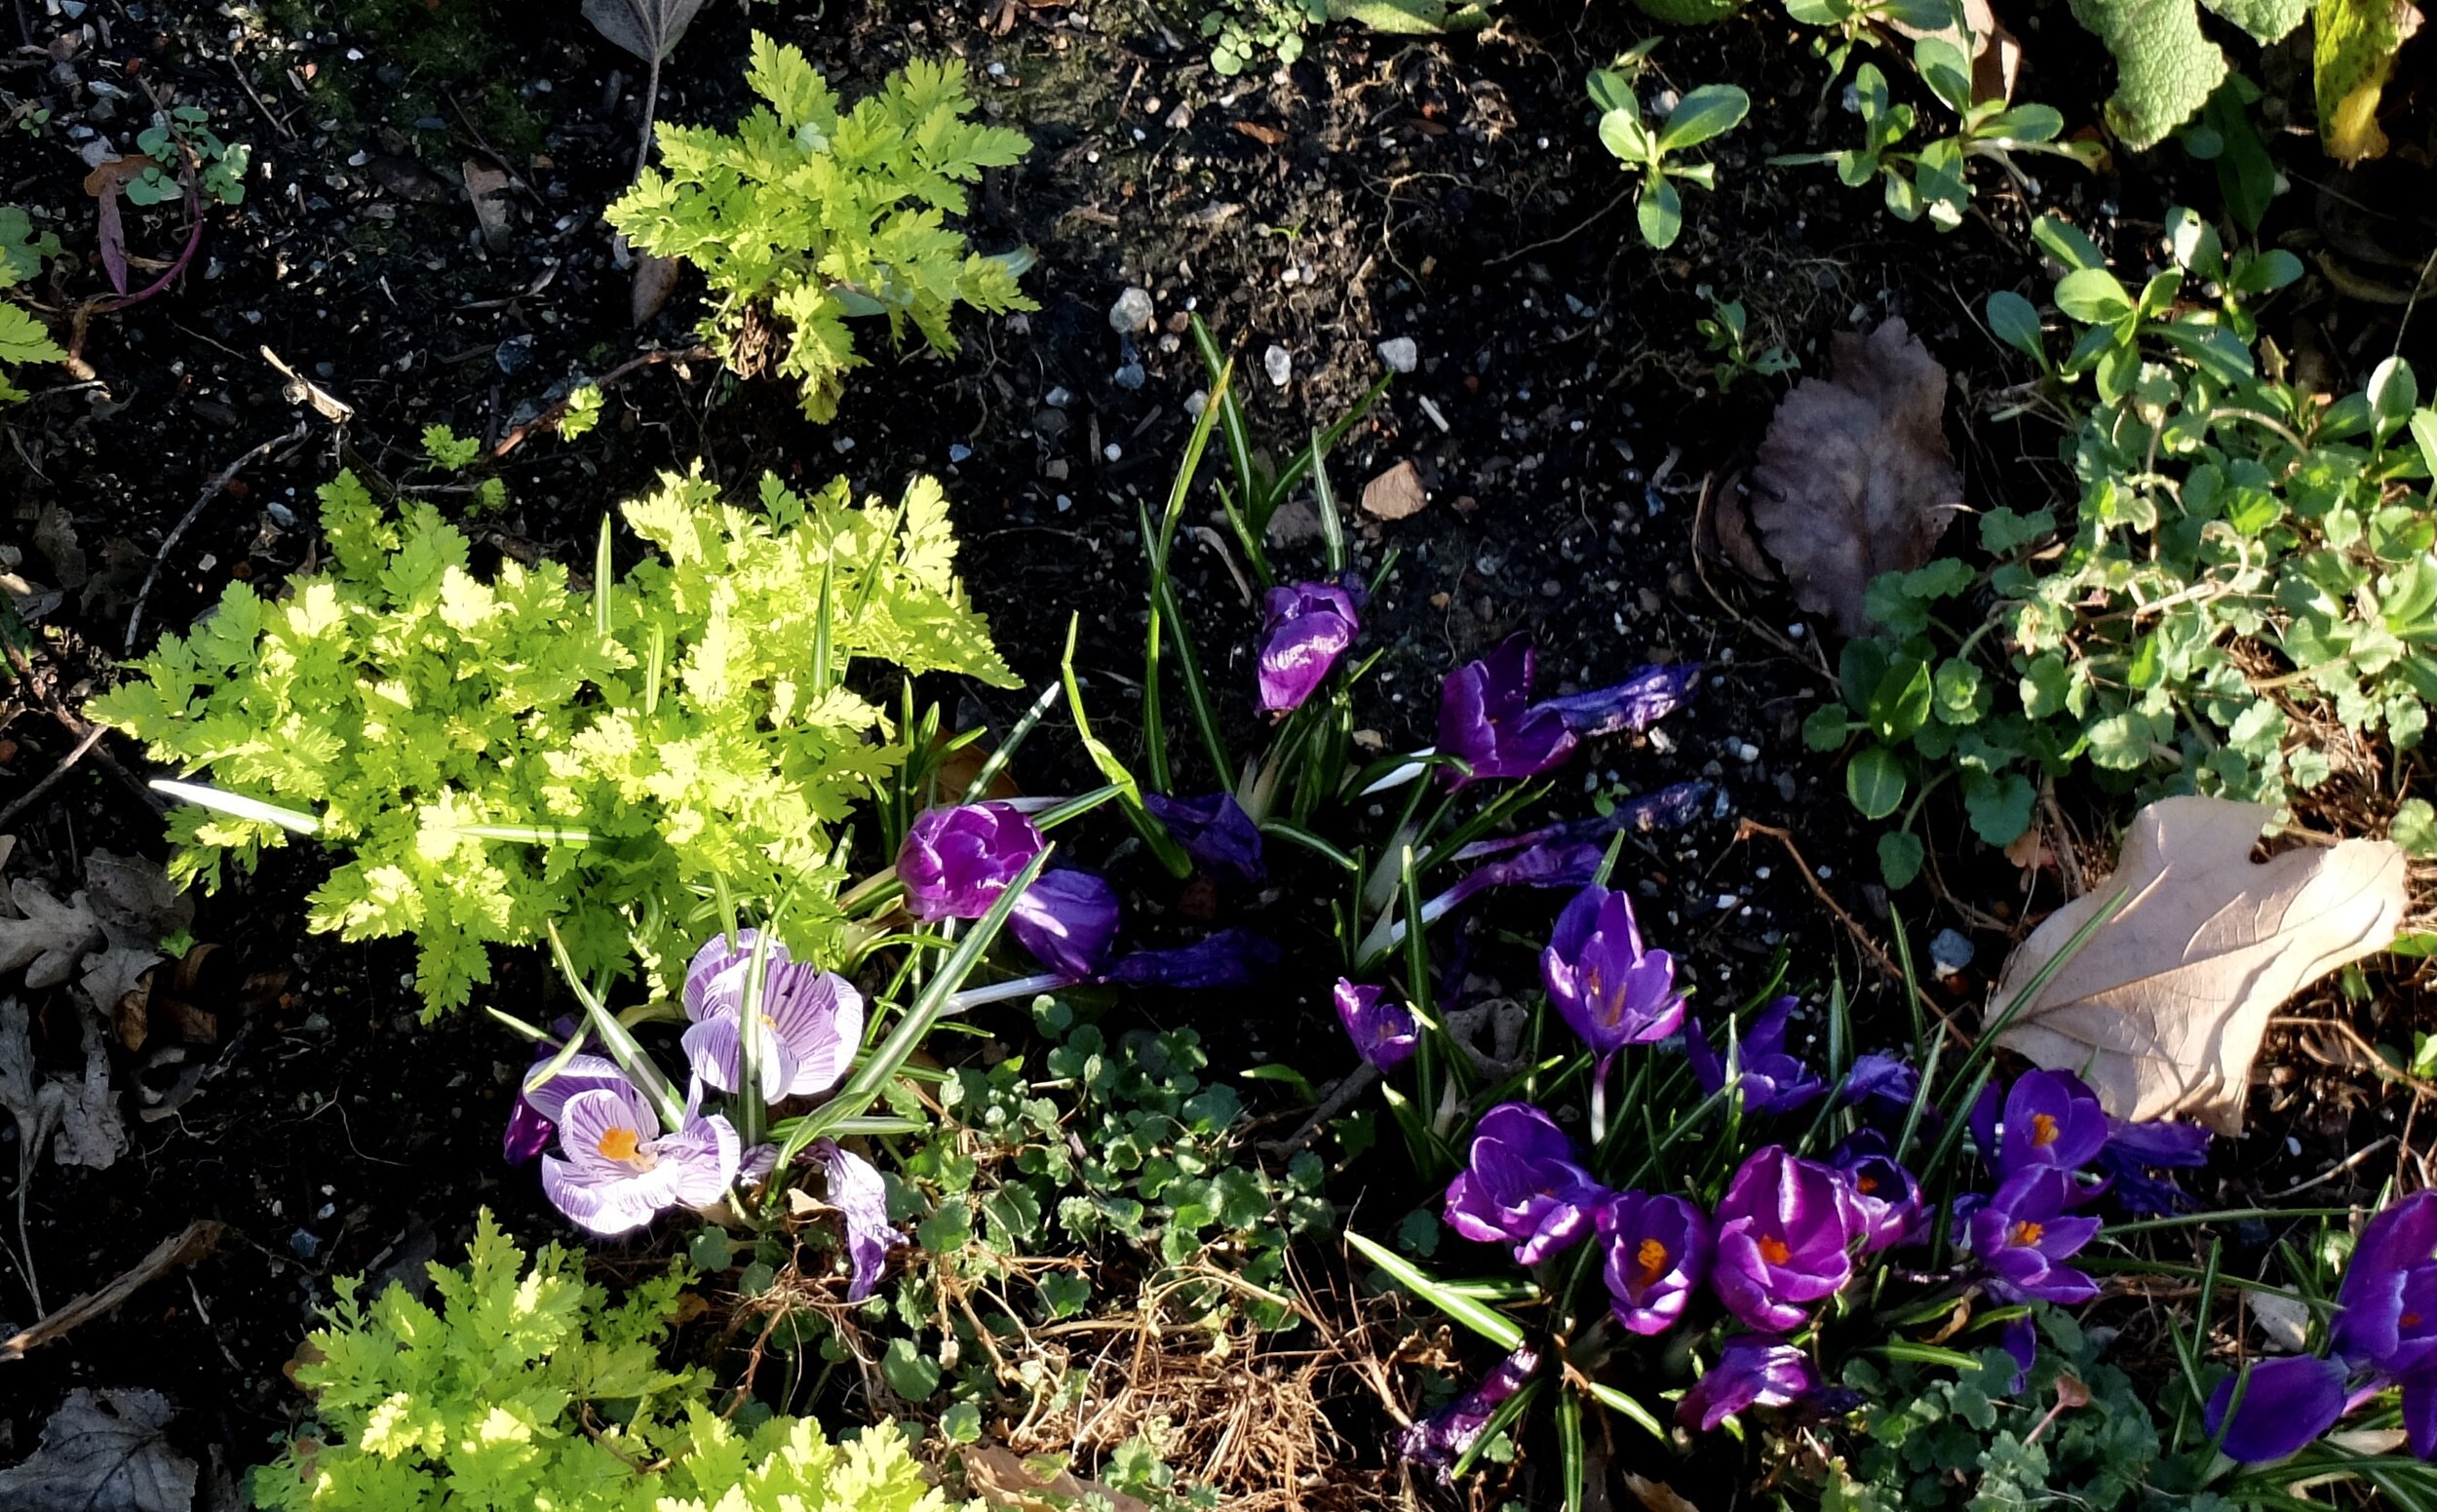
2205 1355 2354 1464
1540 883 1683 1062
1399 1347 1540 1477
1256 581 1359 714
2333 1192 2437 1385
1686 996 1825 1117
1533 661 1702 739
1837 1051 1924 1129
811 1139 903 1301
1598 1190 1713 1336
1333 979 1417 1071
2094 1116 2211 1215
1679 1337 1819 1432
540 1076 741 1238
897 801 1046 922
1710 1145 1864 1332
1969 1167 2101 1304
1438 635 1576 788
1445 1103 1609 1264
1142 791 1264 884
1832 1130 1923 1255
1009 868 1122 982
678 931 863 1103
1990 1069 2110 1179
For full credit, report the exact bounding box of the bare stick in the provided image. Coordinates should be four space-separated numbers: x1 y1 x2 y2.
0 722 104 833
125 423 308 655
1735 817 1960 1039
490 344 714 458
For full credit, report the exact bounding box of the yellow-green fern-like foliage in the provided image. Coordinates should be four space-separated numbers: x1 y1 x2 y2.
251 1212 953 1512
92 466 1014 1016
608 34 1035 422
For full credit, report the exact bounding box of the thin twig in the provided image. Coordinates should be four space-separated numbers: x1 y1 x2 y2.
125 423 309 655
0 722 103 832
490 344 715 458
1734 817 1960 1039
2263 1136 2398 1200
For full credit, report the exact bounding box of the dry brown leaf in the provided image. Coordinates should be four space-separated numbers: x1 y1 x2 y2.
0 1388 197 1512
0 880 102 989
1 996 126 1173
1746 319 1962 639
462 157 516 252
1990 797 2408 1135
631 251 683 327
1360 459 1427 521
0 1220 226 1361
582 0 710 62
1625 1473 1704 1512
961 1444 1150 1512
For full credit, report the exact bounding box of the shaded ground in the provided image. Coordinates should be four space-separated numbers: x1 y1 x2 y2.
3 0 2435 1501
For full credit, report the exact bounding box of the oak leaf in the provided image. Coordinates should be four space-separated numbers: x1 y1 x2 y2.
1746 319 1962 639
0 1388 196 1512
1990 796 2407 1135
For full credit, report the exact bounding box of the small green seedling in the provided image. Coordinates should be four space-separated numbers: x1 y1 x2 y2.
1589 65 1751 251
1694 291 1799 391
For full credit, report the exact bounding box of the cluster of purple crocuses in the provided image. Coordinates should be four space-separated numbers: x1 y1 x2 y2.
1390 872 2224 1464
504 931 902 1299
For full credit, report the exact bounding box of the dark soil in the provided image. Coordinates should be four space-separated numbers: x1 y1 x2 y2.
3 0 2435 1502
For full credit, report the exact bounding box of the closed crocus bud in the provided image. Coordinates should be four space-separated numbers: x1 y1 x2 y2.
1333 979 1418 1071
1010 868 1122 982
1443 1103 1608 1264
896 802 1046 922
1256 581 1359 714
1143 791 1265 884
1438 635 1575 788
1686 996 1825 1117
1710 1145 1865 1332
1540 883 1683 1062
1831 1130 1923 1255
2204 1355 2352 1464
1598 1190 1713 1336
1678 1337 1818 1432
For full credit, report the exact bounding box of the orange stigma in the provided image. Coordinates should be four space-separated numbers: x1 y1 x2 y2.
596 1126 643 1162
1855 1174 1879 1194
1759 1235 1793 1265
2030 1112 2060 1147
1635 1238 1671 1289
2009 1220 2045 1248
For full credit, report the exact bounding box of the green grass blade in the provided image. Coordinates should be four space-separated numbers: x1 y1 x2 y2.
1344 1230 1525 1348
1061 615 1192 876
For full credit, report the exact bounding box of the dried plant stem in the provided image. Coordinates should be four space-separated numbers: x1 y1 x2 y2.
1734 817 1959 1039
126 423 311 655
0 723 103 833
490 344 715 459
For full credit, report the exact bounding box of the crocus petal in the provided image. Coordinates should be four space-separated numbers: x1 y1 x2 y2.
763 964 864 1099
1678 1337 1816 1432
1010 869 1122 982
2205 1356 2351 1463
657 1112 743 1208
1452 781 1716 862
814 1140 904 1301
1532 662 1702 738
2334 1192 2437 1373
1105 929 1280 989
1399 1348 1540 1476
1142 792 1265 884
1257 582 1360 714
540 1155 666 1237
1334 979 1418 1071
1438 635 1578 788
2406 1372 2437 1461
897 802 1046 922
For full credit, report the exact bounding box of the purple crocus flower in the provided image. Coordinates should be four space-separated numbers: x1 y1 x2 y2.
1598 1191 1713 1336
897 802 1046 922
1444 1103 1609 1264
2205 1355 2352 1464
1104 928 1280 989
540 1077 741 1238
678 931 863 1103
1993 1070 2110 1179
2332 1192 2437 1383
1534 662 1703 739
809 1139 903 1301
1398 1347 1540 1477
1256 581 1359 714
1334 979 1418 1071
1686 997 1825 1117
1010 868 1122 982
1831 1130 1923 1255
2094 1117 2211 1215
1997 1314 2037 1393
1143 791 1264 884
1837 1051 1925 1129
1968 1167 2102 1304
1539 883 1683 1063
1432 841 1606 915
1710 1145 1864 1332
504 1036 627 1167
1452 781 1715 864
1678 1337 1818 1431
1437 636 1576 788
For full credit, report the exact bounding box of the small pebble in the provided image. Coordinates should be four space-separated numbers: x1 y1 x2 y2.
1376 335 1418 373
1109 286 1154 333
1102 443 1122 462
948 443 973 463
1055 494 1073 512
1928 928 1974 977
1113 361 1145 390
1263 344 1292 387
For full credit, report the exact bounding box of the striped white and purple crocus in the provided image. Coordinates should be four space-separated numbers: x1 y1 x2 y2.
538 1071 741 1238
678 930 862 1104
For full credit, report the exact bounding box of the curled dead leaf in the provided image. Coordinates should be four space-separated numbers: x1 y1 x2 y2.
1990 797 2407 1135
1745 319 1962 639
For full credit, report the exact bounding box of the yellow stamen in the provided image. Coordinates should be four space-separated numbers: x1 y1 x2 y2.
2010 1220 2045 1248
1759 1235 1793 1265
596 1126 642 1162
2030 1112 2059 1147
